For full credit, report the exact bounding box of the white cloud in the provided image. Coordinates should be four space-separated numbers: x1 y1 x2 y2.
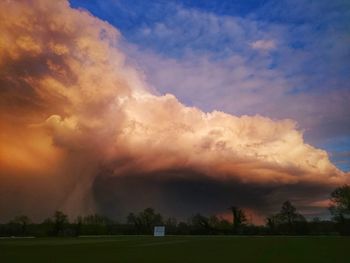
120 3 350 148
250 39 276 51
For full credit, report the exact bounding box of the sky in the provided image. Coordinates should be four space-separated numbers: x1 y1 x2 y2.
0 0 349 224
70 0 350 172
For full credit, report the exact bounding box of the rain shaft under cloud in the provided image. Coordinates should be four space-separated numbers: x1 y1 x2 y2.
0 0 348 222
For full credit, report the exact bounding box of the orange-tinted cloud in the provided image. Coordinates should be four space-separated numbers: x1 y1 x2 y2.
0 0 348 221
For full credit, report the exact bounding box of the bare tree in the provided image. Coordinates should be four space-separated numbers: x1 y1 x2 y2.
229 206 247 233
11 215 31 235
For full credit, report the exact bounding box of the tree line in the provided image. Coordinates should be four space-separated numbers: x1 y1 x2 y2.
1 185 349 237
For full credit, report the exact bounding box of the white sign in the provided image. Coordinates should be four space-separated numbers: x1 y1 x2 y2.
153 226 165 237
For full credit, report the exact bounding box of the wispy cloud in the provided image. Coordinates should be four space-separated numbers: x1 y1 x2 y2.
250 40 276 51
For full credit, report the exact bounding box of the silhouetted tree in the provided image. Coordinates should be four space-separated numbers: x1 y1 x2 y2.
230 206 247 233
308 217 336 235
53 211 68 236
330 185 350 218
208 215 220 228
10 215 31 236
266 201 306 235
329 185 350 235
127 212 137 225
165 217 177 234
74 216 83 236
127 208 163 234
82 214 111 225
266 215 279 234
140 208 163 231
80 213 113 235
176 222 190 235
190 213 211 234
208 215 231 234
279 201 305 225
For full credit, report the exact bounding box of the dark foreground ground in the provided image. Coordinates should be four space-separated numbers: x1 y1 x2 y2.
0 235 348 263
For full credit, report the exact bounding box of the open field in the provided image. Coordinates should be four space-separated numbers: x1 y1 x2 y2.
0 235 348 263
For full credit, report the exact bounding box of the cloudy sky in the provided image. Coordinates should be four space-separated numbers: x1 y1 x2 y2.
70 0 350 172
0 0 349 223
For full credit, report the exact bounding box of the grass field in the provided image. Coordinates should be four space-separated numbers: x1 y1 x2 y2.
0 235 349 263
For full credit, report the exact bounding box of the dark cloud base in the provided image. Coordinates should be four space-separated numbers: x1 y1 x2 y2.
0 167 334 223
93 168 333 221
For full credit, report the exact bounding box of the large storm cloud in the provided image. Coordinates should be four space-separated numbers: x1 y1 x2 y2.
0 0 348 223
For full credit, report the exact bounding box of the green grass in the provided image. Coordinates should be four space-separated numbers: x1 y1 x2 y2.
0 236 348 263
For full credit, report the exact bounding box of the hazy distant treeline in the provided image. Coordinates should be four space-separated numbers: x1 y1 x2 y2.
1 185 349 236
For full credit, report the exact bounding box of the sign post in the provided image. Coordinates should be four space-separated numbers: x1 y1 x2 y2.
153 226 165 237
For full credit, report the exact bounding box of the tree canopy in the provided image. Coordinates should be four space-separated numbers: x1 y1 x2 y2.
329 185 350 219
